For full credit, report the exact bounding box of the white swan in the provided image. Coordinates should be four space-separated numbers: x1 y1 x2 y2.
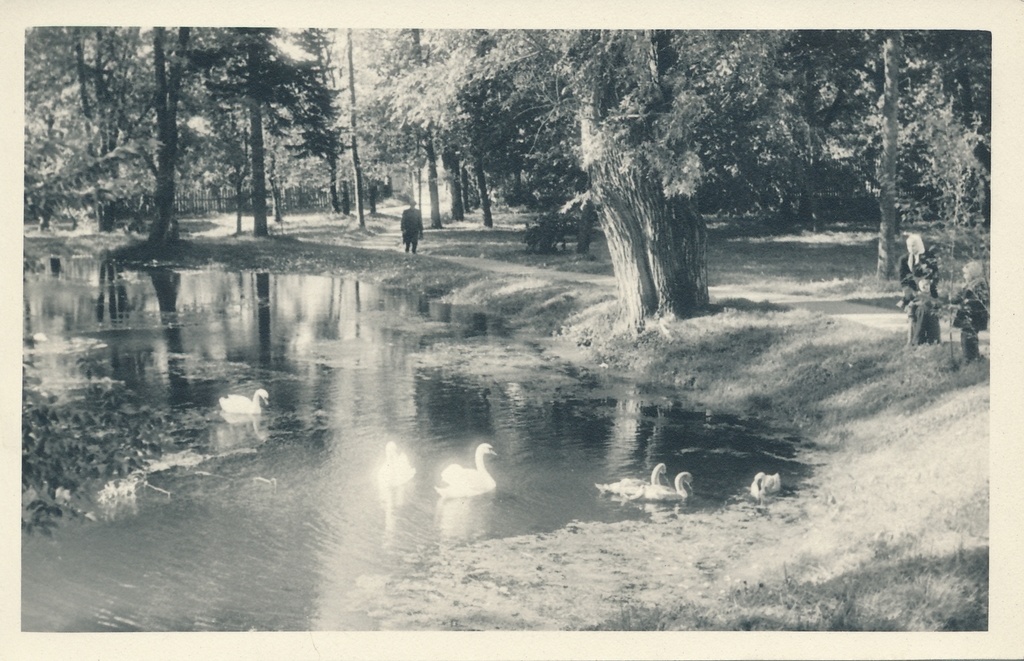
378 441 416 486
436 443 497 499
596 463 668 497
750 471 782 504
627 471 693 502
219 388 269 415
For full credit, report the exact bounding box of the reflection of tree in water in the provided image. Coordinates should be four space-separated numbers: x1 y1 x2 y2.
96 260 130 324
414 372 494 442
256 272 271 366
149 268 191 406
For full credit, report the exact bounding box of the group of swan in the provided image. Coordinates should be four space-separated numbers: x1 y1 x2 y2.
597 465 783 505
376 441 497 499
596 463 693 502
216 394 782 509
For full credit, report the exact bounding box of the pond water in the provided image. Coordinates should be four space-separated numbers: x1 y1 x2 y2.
22 257 807 631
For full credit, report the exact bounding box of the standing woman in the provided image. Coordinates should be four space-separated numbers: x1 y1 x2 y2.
897 233 941 345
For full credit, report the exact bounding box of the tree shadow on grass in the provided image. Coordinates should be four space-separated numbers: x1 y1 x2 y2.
587 546 987 631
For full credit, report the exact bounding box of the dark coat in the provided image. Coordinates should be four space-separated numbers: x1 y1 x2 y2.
400 207 423 238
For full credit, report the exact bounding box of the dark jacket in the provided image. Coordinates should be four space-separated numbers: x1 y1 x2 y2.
952 279 989 334
400 207 423 237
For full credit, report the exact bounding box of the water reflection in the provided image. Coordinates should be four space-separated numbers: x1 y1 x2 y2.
435 494 496 543
96 260 130 324
22 259 809 631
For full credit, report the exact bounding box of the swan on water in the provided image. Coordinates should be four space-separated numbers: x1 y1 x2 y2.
219 388 269 415
435 443 497 499
750 471 782 504
627 471 693 502
378 441 416 487
595 463 668 497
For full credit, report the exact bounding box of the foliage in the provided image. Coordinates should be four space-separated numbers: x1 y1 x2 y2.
24 27 156 228
24 28 990 249
21 376 172 533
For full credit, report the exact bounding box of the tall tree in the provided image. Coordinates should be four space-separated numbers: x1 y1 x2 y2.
877 32 901 278
346 29 366 227
291 28 345 214
148 27 191 245
409 29 442 229
193 28 306 237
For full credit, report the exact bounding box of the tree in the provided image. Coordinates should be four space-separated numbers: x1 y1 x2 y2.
148 27 191 245
24 28 153 232
571 30 710 331
409 29 443 229
291 28 345 214
877 32 902 278
192 28 309 237
346 29 366 227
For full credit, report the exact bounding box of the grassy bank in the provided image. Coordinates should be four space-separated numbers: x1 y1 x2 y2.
22 210 989 630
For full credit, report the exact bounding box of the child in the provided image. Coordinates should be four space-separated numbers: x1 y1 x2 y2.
951 261 989 361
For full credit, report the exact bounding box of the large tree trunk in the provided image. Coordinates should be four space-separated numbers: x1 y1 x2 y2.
580 31 708 333
877 33 901 278
473 154 492 228
586 135 708 330
346 29 365 228
442 146 465 221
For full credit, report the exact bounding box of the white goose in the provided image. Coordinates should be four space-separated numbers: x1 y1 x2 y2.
436 443 497 499
378 441 416 487
627 471 693 502
750 471 782 504
596 463 668 497
219 388 269 415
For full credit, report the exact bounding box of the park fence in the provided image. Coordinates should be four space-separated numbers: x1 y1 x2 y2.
107 186 335 223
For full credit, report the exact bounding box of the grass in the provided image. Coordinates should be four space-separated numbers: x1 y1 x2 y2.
591 546 987 631
22 208 990 631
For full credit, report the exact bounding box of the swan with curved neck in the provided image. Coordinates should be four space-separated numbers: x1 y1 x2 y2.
436 443 497 499
378 441 416 486
750 471 781 504
627 471 693 501
219 388 269 415
596 463 668 497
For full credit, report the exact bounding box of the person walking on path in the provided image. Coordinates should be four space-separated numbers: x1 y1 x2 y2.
401 201 424 254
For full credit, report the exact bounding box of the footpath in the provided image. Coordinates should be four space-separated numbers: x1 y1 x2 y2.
435 249 989 355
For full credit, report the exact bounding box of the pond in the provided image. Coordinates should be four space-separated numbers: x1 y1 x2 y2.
22 257 808 631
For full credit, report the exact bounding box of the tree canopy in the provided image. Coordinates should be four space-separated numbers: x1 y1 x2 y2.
24 28 991 326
